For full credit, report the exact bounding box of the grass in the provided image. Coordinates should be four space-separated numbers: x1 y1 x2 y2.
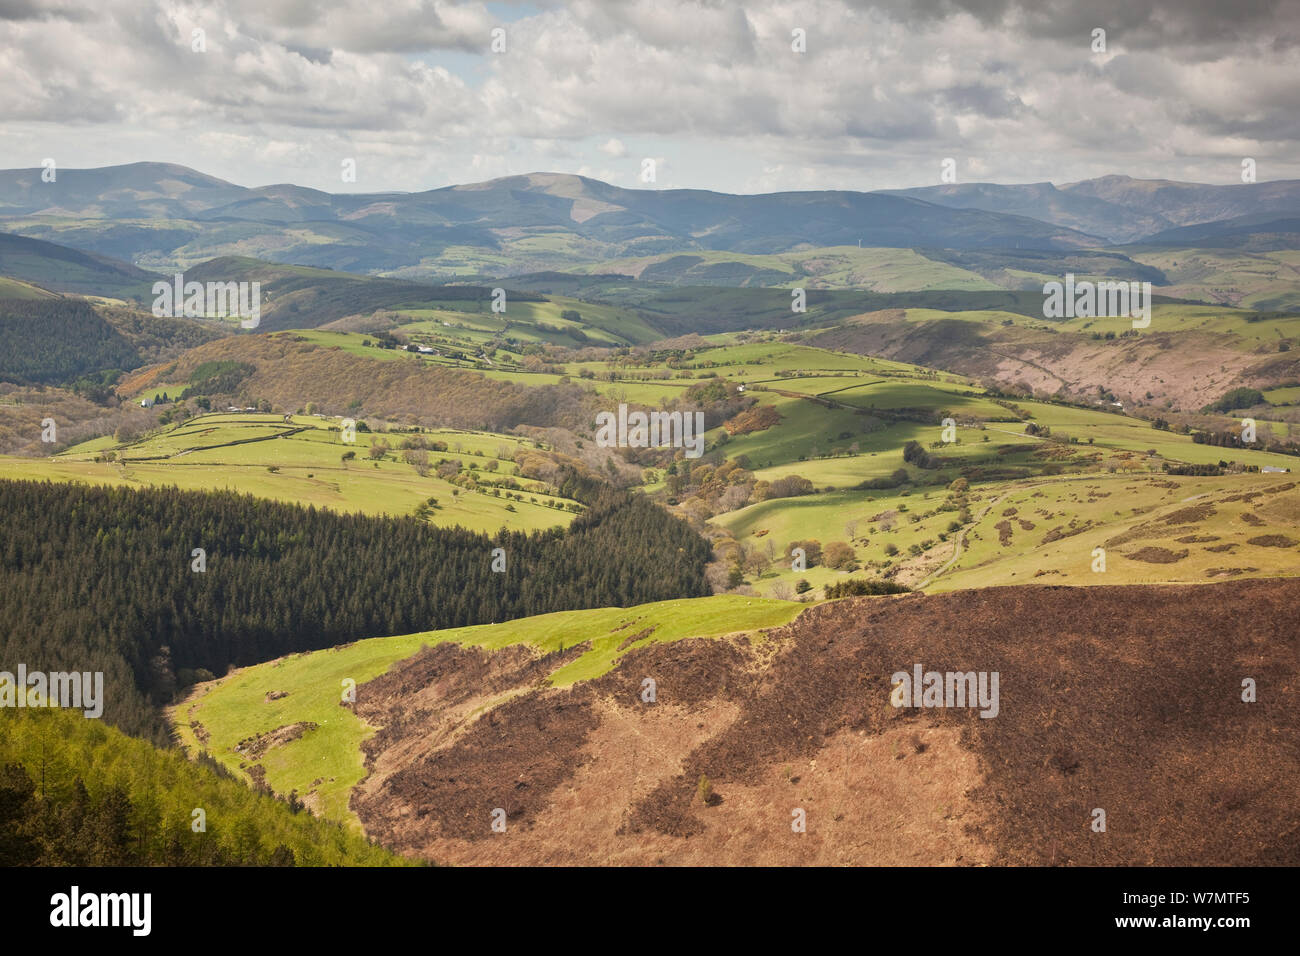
0 413 577 533
716 469 1300 598
0 276 59 299
171 594 803 827
935 470 1300 591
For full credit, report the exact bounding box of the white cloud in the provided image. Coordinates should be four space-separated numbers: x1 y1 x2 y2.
0 0 1297 192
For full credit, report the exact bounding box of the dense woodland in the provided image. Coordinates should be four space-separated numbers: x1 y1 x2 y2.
0 709 399 866
0 299 141 384
0 298 221 387
0 478 710 742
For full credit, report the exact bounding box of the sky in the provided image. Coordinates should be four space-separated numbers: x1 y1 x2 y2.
1 0 1298 195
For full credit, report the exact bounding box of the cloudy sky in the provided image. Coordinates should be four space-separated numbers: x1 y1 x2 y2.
2 0 1298 194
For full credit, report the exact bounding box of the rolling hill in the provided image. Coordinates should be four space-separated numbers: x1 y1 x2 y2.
173 579 1300 865
0 230 159 297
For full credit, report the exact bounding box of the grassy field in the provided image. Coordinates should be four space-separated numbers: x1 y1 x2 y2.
903 301 1300 346
693 339 1299 598
1129 247 1300 312
1264 385 1300 405
717 470 1300 598
0 413 578 532
390 292 661 347
935 471 1300 590
171 594 804 828
0 276 59 299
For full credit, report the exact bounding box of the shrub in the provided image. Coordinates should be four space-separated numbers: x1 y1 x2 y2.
823 541 857 570
824 578 911 599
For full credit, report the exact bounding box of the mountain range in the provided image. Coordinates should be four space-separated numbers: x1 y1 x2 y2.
3 163 1298 282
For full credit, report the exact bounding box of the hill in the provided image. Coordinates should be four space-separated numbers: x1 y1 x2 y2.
806 304 1300 412
1133 215 1300 251
0 477 708 741
0 412 585 533
143 333 602 431
0 297 223 387
173 594 801 826
174 579 1299 865
177 257 660 343
0 162 247 219
0 230 159 297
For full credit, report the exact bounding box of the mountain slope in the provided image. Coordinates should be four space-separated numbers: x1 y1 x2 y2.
177 580 1300 866
0 230 159 297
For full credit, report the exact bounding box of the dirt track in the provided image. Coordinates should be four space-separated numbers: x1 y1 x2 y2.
351 579 1300 866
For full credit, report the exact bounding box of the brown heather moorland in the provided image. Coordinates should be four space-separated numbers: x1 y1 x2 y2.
349 579 1299 866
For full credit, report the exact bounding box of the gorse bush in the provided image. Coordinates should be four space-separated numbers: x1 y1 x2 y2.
824 578 912 599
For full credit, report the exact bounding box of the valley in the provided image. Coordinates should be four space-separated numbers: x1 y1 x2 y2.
2 163 1297 872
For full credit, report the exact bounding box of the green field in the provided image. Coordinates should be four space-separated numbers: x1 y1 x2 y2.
1129 248 1300 312
0 276 59 299
717 470 1300 598
935 471 1300 591
0 413 578 533
570 246 1000 291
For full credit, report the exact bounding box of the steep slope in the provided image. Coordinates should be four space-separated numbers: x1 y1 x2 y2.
191 579 1299 866
159 334 601 431
807 306 1300 412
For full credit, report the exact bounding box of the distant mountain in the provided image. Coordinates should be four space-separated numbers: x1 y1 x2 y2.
5 163 1299 283
0 162 247 220
0 163 1102 280
882 175 1300 244
1132 213 1300 251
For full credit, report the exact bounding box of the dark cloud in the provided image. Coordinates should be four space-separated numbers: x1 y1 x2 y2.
0 0 88 21
869 0 1300 48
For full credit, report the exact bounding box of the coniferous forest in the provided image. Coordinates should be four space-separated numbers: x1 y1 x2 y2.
0 478 711 743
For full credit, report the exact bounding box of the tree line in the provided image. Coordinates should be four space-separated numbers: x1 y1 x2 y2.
0 477 711 742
